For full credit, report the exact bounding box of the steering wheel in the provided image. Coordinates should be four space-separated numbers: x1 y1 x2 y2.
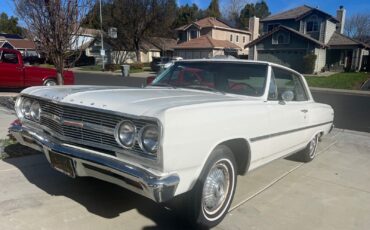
229 82 258 95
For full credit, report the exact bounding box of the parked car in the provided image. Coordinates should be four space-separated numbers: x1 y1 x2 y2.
65 51 95 67
0 48 74 87
10 59 334 228
150 56 182 72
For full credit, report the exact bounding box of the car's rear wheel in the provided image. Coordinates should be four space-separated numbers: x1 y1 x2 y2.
185 145 237 228
44 79 57 86
299 134 319 162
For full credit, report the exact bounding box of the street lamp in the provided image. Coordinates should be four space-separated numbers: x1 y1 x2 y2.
99 0 105 70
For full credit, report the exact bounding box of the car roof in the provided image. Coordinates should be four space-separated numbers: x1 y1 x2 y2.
176 59 303 76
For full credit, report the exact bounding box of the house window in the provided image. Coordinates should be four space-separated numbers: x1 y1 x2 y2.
190 30 198 39
243 36 245 43
236 35 239 42
306 16 319 32
230 34 233 42
267 23 280 32
272 32 290 45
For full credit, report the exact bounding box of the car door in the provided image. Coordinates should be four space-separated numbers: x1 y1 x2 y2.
0 50 24 87
266 66 310 159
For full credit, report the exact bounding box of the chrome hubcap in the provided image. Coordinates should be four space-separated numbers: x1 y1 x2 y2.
202 162 230 215
309 136 318 158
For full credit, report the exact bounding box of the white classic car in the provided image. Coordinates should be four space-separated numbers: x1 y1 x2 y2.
10 59 334 228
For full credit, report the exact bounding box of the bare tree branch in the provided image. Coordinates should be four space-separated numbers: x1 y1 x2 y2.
14 0 94 84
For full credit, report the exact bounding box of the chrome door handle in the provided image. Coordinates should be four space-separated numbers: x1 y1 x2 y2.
301 109 308 113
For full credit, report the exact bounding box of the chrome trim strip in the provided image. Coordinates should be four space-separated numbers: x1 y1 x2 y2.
250 121 334 142
42 112 115 135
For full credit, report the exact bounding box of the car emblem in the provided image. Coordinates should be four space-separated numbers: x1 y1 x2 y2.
62 120 84 128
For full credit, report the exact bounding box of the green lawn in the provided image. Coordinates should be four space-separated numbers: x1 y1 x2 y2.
78 65 147 74
305 72 369 90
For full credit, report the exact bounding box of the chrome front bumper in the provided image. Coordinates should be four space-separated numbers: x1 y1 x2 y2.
9 122 179 203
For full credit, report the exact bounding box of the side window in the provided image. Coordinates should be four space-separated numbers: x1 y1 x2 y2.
272 67 308 101
0 51 19 64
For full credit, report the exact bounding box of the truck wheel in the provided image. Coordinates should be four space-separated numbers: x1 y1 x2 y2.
299 134 319 162
44 79 57 86
187 145 237 228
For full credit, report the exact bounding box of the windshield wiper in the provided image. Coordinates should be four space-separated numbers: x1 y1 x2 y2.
181 85 225 94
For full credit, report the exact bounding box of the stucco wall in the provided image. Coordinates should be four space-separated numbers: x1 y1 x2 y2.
211 28 250 52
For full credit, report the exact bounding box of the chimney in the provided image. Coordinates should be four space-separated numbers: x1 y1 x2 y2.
336 5 346 34
249 16 260 40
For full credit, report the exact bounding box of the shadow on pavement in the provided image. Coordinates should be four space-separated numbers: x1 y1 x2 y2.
3 154 194 230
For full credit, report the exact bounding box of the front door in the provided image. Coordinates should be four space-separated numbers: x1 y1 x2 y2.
266 67 310 159
0 50 24 87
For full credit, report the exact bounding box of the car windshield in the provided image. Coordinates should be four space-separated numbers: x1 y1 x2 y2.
151 61 268 97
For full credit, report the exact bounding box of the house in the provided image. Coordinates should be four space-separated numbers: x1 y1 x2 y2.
75 28 176 64
0 34 37 57
174 17 258 59
246 5 369 73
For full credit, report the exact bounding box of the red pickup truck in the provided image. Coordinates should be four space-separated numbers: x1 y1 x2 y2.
0 48 74 88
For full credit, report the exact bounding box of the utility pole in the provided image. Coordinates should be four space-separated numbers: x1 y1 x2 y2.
99 0 105 70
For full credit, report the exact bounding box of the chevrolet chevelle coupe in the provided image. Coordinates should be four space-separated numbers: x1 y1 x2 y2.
10 60 334 228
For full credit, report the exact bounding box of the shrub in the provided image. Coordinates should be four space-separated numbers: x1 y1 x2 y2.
302 54 317 74
129 63 144 70
105 64 121 72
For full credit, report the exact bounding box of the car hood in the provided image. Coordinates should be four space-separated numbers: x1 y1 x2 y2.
21 85 258 117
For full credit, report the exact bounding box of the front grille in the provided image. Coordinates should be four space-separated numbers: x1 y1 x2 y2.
34 99 154 155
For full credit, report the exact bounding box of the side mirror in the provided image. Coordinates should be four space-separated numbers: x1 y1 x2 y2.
146 76 156 85
281 90 294 102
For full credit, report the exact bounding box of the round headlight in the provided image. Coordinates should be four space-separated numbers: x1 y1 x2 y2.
21 98 32 119
116 121 136 148
30 101 41 121
140 125 159 154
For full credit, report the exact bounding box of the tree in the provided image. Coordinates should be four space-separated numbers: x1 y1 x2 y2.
108 0 176 63
239 0 270 29
239 3 254 28
14 0 93 85
172 3 203 29
254 0 270 19
205 0 221 18
345 12 370 43
0 12 23 35
222 0 248 27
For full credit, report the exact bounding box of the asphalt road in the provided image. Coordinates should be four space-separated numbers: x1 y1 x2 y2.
311 91 370 133
75 72 147 87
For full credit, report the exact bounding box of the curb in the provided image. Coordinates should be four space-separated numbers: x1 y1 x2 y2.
310 87 370 96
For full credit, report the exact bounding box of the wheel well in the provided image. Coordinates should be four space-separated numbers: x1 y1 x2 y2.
220 138 250 175
43 77 57 83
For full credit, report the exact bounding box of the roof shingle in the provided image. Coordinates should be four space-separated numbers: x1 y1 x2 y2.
6 39 36 49
175 36 241 50
328 32 369 48
261 5 339 22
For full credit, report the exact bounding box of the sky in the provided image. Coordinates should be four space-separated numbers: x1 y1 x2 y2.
177 0 370 17
1 0 370 19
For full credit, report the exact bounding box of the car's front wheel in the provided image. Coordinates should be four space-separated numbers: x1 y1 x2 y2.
186 145 237 228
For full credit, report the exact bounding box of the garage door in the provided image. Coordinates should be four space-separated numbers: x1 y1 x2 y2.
258 50 306 72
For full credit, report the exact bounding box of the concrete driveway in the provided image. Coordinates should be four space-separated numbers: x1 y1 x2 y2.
0 129 369 230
